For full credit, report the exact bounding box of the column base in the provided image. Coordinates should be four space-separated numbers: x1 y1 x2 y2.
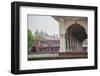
59 49 66 52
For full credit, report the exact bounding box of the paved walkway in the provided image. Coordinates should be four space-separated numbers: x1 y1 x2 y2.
28 54 59 58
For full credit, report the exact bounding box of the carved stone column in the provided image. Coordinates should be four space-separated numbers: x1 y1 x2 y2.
58 18 66 52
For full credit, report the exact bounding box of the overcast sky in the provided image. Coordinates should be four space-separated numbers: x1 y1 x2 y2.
28 15 59 36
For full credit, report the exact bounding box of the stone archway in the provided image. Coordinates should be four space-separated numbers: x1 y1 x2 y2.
52 16 88 52
65 23 87 51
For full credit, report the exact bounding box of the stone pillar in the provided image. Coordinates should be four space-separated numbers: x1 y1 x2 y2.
66 32 69 51
66 32 70 51
70 36 73 51
59 18 66 52
79 42 83 51
74 36 76 51
72 33 74 51
68 34 70 51
74 38 76 51
69 30 72 51
76 39 78 51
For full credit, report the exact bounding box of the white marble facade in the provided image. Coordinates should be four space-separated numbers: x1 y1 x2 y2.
53 16 88 52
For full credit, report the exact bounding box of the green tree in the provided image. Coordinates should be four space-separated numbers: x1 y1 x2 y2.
28 29 34 49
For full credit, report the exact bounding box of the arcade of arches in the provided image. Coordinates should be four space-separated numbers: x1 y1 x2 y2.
65 23 87 51
53 16 88 52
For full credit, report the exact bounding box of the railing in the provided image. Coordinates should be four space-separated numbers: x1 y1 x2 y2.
59 51 88 58
31 46 60 54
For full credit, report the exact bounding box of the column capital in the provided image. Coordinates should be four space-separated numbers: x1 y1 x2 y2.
52 16 65 23
58 17 65 22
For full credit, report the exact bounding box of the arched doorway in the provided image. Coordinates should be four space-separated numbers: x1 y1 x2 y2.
65 23 87 51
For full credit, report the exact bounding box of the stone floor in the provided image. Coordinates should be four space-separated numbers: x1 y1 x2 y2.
28 51 88 61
